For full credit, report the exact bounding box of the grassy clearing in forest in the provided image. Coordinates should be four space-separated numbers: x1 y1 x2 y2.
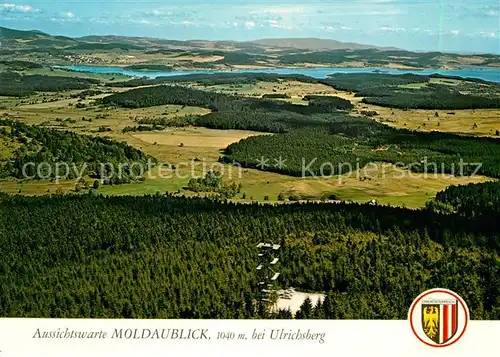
132 127 268 148
366 105 500 137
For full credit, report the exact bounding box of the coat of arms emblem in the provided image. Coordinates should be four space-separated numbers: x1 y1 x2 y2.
409 289 468 347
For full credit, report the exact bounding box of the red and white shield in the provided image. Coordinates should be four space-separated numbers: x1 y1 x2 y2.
439 301 458 344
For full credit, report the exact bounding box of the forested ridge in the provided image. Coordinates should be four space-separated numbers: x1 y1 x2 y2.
190 111 310 133
323 73 430 91
304 95 354 111
105 73 319 88
433 181 500 217
222 116 500 178
0 119 153 181
0 194 498 319
361 88 500 110
101 84 346 115
2 24 499 69
0 60 43 71
278 49 459 68
323 74 500 110
0 72 100 97
102 85 230 109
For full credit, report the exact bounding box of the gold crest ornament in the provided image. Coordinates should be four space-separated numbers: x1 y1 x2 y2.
422 304 440 344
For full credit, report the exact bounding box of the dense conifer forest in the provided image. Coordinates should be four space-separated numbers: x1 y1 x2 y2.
433 181 500 217
322 73 430 91
222 123 500 178
0 60 43 71
0 72 100 97
362 89 500 109
101 84 344 115
304 95 354 111
106 73 319 88
322 74 499 109
0 119 153 181
0 194 498 319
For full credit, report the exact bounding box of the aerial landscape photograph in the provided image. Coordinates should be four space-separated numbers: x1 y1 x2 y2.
0 0 499 320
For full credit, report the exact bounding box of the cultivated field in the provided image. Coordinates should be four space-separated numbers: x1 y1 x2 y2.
191 80 349 101
370 106 500 137
132 127 268 148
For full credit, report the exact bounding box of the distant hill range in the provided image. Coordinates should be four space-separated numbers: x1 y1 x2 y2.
0 26 498 69
74 35 395 52
0 26 425 53
249 38 398 51
0 26 77 48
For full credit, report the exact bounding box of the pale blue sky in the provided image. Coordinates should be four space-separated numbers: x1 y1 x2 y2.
1 0 499 53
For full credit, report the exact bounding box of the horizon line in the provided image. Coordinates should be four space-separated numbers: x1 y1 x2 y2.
1 25 499 56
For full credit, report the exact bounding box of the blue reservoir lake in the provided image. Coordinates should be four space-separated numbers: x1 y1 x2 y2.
60 65 500 83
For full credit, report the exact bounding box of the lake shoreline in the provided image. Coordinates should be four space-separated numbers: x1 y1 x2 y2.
56 65 500 83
